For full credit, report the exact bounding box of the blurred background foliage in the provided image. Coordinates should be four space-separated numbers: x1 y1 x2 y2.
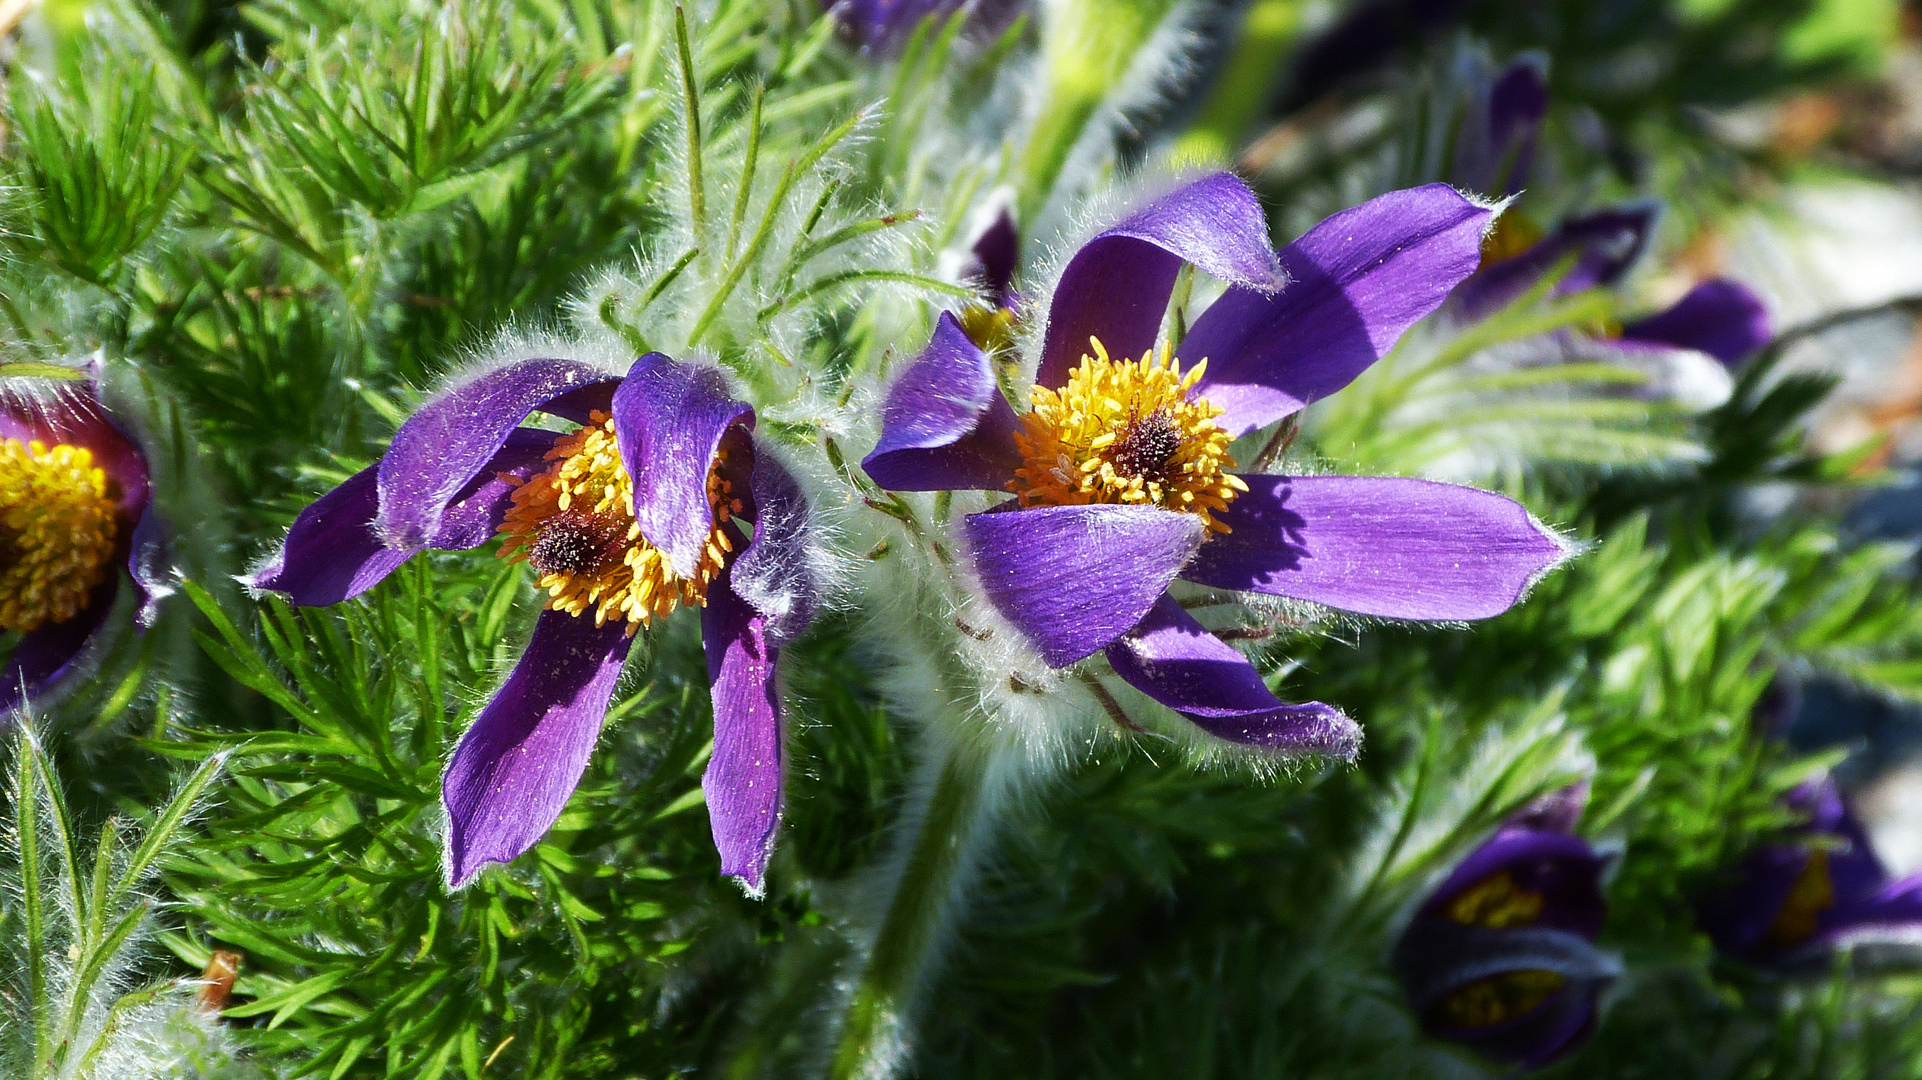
8 0 1922 1076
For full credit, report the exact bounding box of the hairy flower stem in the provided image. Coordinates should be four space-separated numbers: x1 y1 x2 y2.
829 730 1009 1080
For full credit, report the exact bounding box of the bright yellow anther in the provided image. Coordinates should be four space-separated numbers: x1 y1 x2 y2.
0 438 120 633
496 412 741 634
1008 337 1243 533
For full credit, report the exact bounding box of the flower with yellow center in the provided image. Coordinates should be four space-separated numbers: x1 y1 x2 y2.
1763 848 1837 949
496 412 741 634
1445 870 1548 930
1430 969 1570 1029
1008 337 1247 533
0 437 120 634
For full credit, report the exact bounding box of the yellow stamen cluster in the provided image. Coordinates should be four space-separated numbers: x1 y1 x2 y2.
496 412 741 634
0 438 120 634
1765 849 1836 949
1444 870 1548 930
1430 969 1569 1030
1009 338 1246 533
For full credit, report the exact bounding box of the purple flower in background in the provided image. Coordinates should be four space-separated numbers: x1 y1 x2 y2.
1618 278 1773 367
955 207 1023 354
863 173 1570 755
2 372 168 715
822 0 1023 51
1394 789 1619 1071
1450 52 1549 200
1699 777 1922 968
250 353 816 892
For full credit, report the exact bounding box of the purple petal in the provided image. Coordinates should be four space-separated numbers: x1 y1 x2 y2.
1425 826 1609 939
1821 873 1922 952
611 354 754 579
126 507 171 629
376 359 619 550
1182 185 1493 436
968 208 1021 310
1181 475 1568 621
1455 204 1658 319
729 450 817 645
702 569 785 893
442 610 634 888
962 504 1204 667
1620 278 1771 367
250 430 551 607
862 312 1023 491
1453 53 1549 197
1 580 117 716
1038 173 1284 389
1104 595 1360 757
1395 923 1617 1069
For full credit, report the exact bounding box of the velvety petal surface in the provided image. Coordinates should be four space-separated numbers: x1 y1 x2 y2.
612 353 754 579
442 609 634 888
376 359 619 549
1 580 116 715
1620 278 1771 366
962 504 1205 667
1183 475 1566 621
1182 185 1493 436
862 312 1023 491
702 568 785 893
1038 173 1285 389
250 430 551 607
1105 596 1360 757
1454 204 1657 319
729 450 818 646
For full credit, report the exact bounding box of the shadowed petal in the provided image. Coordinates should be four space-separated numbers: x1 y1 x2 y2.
1105 596 1360 756
730 450 817 645
1426 827 1609 939
612 353 755 579
127 507 171 628
1 580 116 715
1182 475 1569 621
962 504 1205 667
1039 173 1285 389
1453 53 1548 197
376 359 620 550
1620 278 1771 367
969 207 1021 309
1455 204 1657 319
862 312 1023 491
1183 185 1493 436
442 610 634 888
702 568 785 893
1397 924 1616 1070
250 430 551 607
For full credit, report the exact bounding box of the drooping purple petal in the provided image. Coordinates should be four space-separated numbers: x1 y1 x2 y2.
1104 595 1360 757
126 507 171 629
729 449 818 646
702 568 785 893
611 353 755 580
862 312 1023 491
1396 922 1618 1069
249 430 552 607
1182 185 1493 436
376 359 619 550
1454 204 1658 319
968 207 1021 310
1619 278 1771 367
442 609 634 888
1425 827 1609 939
1181 475 1568 621
962 504 1205 667
1038 173 1285 389
1 580 117 715
1452 53 1549 197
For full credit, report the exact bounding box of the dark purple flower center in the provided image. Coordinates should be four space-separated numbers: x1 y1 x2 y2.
1108 407 1183 483
527 510 628 577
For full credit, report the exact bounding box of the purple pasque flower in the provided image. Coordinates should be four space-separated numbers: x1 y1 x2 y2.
822 0 1024 52
862 173 1570 755
1394 788 1619 1071
248 352 815 892
1698 776 1922 968
1450 52 1549 200
3 372 168 715
1617 278 1773 367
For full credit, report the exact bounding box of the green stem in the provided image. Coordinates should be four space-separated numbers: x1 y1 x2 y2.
829 733 1006 1080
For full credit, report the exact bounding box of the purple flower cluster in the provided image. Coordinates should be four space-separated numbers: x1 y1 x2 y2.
866 172 1570 754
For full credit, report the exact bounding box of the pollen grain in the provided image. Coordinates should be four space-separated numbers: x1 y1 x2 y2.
0 438 120 634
